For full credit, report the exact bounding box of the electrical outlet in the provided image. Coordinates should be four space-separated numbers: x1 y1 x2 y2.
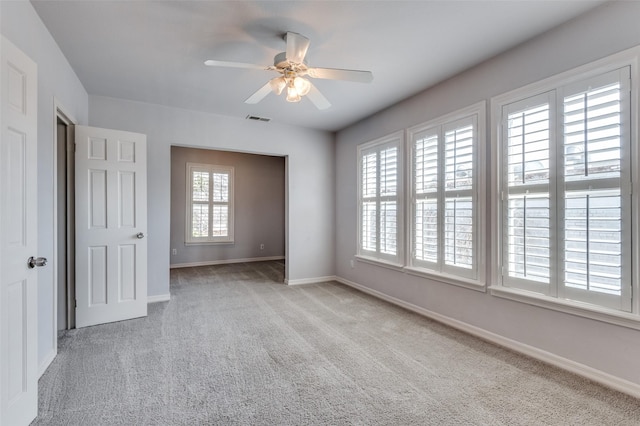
172 248 177 255
260 243 265 250
350 259 355 269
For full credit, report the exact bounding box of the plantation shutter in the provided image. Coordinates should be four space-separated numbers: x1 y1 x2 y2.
413 130 439 265
361 151 377 253
443 117 476 275
358 134 402 263
380 147 398 255
191 169 210 238
186 164 234 243
559 68 631 311
502 92 555 294
411 113 478 279
211 172 230 237
500 67 631 311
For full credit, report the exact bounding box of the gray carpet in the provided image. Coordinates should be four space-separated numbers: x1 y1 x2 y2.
33 261 640 425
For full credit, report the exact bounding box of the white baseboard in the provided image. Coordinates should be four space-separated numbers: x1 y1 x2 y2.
334 276 640 399
285 275 336 286
148 293 171 303
170 256 285 269
38 349 56 378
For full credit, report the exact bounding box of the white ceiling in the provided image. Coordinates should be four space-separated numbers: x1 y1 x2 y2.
32 0 606 132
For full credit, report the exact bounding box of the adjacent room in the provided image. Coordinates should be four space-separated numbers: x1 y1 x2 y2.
2 1 640 424
169 146 286 268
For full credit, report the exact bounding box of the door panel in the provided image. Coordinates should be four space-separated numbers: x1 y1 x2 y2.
7 280 27 400
89 246 107 305
75 125 147 328
1 36 39 426
89 169 107 228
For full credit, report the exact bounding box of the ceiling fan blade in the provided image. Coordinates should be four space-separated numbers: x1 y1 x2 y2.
204 59 269 71
285 32 310 63
244 82 273 104
307 67 373 83
306 82 331 110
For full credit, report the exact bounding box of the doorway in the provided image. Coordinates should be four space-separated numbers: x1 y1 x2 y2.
169 146 287 273
55 111 75 330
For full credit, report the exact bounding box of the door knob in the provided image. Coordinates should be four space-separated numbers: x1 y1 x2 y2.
28 256 47 269
136 232 145 239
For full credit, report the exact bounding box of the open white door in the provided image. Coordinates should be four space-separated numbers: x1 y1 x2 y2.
75 125 147 328
0 36 39 426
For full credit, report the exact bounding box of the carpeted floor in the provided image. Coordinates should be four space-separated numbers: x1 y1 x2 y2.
33 261 640 425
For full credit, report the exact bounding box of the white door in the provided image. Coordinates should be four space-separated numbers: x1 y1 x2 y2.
75 125 147 328
0 36 39 426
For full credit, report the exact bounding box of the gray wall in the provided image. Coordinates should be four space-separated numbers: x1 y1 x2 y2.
1 2 89 370
170 147 285 266
335 1 640 386
89 95 335 295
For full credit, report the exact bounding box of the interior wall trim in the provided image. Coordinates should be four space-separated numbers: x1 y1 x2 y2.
169 256 285 269
284 276 336 286
334 275 640 400
147 294 171 304
38 349 56 379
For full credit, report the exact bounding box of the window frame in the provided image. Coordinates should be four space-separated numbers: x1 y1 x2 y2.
185 162 235 245
356 131 404 267
406 102 487 291
490 46 640 327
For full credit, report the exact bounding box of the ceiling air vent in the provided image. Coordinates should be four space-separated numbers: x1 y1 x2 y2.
246 115 271 122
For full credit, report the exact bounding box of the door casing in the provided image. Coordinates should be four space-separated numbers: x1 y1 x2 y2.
53 103 76 332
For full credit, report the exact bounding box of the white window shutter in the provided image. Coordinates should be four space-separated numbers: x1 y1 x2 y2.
559 68 630 311
499 66 631 312
186 163 234 244
409 107 483 281
414 132 439 264
357 133 403 263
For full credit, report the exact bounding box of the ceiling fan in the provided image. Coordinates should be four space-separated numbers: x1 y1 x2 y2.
204 32 373 110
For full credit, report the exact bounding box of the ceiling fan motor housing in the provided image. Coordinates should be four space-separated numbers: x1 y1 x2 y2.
273 52 308 71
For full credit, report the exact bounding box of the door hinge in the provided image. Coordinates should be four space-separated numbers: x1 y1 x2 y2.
74 299 77 308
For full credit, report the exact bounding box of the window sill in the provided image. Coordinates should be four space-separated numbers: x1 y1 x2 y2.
404 267 486 292
354 258 486 292
489 285 640 330
355 255 404 271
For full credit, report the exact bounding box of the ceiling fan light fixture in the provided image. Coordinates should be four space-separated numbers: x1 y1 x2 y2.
269 76 286 95
286 85 301 102
293 76 311 96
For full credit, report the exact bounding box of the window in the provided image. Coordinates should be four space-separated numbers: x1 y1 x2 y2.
186 163 234 244
408 103 486 285
357 132 403 265
496 67 632 312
